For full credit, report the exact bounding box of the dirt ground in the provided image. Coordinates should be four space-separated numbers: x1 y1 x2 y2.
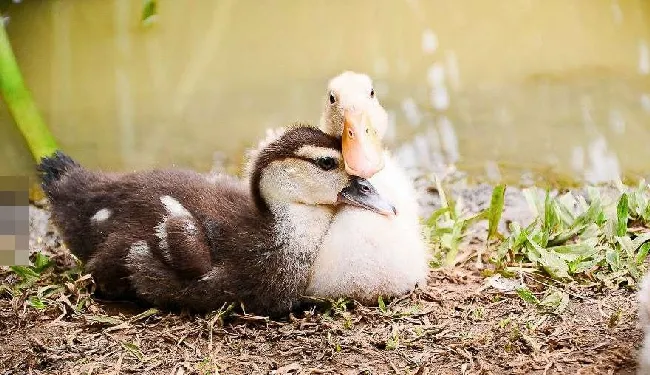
0 186 645 375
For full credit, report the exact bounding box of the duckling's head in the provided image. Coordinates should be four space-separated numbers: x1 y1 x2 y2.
250 125 395 216
319 71 389 179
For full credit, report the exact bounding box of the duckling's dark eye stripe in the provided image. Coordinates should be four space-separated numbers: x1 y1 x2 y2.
250 125 342 213
283 156 339 171
295 156 325 165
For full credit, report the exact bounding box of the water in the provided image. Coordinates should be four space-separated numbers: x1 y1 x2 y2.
1 0 649 185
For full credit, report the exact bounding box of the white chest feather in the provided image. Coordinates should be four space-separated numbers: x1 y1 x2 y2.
272 204 334 261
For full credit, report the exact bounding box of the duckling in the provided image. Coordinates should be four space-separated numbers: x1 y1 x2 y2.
37 125 396 317
638 274 650 374
305 71 430 303
243 72 430 304
318 71 388 179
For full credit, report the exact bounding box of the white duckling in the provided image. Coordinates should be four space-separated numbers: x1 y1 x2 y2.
307 71 431 304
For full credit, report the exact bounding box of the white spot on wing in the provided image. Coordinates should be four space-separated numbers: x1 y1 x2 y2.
129 240 149 256
184 220 197 236
154 220 172 262
160 195 191 217
154 221 167 249
91 208 112 222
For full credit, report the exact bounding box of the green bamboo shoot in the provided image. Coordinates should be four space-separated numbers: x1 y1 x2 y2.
0 13 59 162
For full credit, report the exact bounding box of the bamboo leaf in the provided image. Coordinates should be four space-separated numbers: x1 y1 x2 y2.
141 0 158 26
0 13 59 160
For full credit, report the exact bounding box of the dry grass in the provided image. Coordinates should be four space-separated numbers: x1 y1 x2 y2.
0 242 643 375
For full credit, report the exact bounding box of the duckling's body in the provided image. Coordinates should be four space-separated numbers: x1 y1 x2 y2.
306 72 430 303
40 163 232 296
39 126 393 317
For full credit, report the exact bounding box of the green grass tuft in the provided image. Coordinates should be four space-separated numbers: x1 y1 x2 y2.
427 177 650 287
493 181 650 285
426 177 506 267
2 253 95 315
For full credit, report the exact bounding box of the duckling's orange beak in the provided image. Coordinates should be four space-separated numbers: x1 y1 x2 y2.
342 110 385 179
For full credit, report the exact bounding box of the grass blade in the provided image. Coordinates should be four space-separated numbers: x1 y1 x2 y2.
130 308 159 322
515 286 539 305
28 296 46 310
542 190 557 242
426 207 450 227
616 193 629 236
636 242 650 265
378 296 387 313
32 253 52 273
443 220 463 266
487 185 506 242
539 290 569 315
9 265 40 281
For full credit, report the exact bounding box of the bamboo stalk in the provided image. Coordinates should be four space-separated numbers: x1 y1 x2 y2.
0 13 59 162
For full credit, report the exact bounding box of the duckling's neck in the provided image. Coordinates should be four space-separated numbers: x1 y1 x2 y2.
269 203 335 257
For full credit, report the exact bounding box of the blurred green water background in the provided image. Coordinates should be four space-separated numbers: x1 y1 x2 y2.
1 0 649 185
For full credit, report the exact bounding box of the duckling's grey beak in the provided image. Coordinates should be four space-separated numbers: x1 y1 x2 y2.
337 177 396 217
342 110 385 179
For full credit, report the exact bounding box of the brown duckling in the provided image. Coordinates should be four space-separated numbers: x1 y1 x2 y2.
37 125 395 317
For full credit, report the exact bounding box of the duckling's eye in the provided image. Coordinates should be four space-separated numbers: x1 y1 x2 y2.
370 88 375 98
315 157 338 171
329 92 336 104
